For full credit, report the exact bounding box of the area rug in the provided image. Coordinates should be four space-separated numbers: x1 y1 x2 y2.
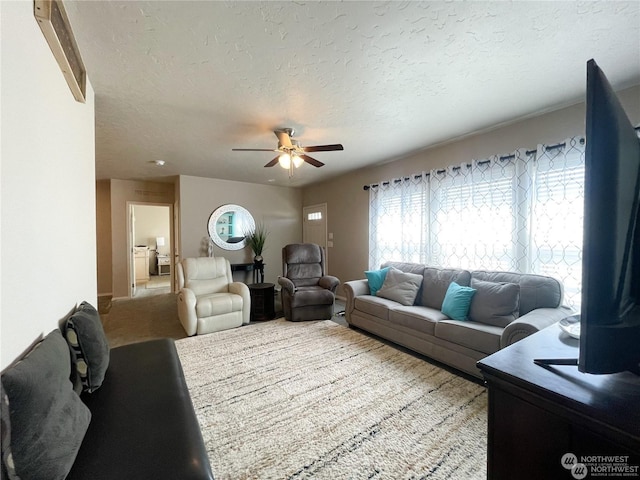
175 319 487 480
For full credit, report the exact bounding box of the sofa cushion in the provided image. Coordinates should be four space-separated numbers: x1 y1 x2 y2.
377 268 423 306
441 282 477 321
1 330 91 480
388 306 447 336
196 292 244 317
288 286 335 308
471 271 563 315
64 301 110 394
183 257 233 295
381 261 426 276
66 339 214 480
435 320 503 355
421 268 471 309
364 266 391 296
354 295 398 321
468 279 520 327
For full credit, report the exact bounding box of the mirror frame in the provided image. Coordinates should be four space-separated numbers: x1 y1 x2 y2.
207 204 255 251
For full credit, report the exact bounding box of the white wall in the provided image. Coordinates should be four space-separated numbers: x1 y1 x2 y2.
1 1 96 368
178 175 302 284
133 204 171 254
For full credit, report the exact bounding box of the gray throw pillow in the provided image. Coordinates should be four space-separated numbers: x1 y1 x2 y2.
468 278 520 327
421 268 471 309
0 380 16 480
376 267 423 306
64 301 110 393
1 330 91 480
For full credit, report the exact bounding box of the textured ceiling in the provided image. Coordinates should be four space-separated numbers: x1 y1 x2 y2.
64 1 640 187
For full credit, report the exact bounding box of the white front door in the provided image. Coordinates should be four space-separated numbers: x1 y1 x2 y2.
303 203 328 270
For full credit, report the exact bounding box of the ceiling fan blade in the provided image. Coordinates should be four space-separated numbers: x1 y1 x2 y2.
302 144 344 152
301 154 324 168
275 130 293 148
264 157 279 167
232 148 278 152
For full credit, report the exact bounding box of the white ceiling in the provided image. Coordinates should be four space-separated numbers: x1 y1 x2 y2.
64 1 640 187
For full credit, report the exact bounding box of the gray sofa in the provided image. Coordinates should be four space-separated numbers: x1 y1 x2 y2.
344 261 572 378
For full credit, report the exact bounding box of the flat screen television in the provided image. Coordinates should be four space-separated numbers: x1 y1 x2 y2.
535 60 640 375
579 59 640 374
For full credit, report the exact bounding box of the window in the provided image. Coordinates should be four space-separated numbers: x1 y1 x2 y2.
369 137 585 310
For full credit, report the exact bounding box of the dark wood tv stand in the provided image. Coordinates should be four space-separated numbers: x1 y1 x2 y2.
477 324 640 480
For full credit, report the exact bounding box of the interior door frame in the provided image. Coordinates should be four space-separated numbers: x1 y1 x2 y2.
126 201 175 298
128 204 137 297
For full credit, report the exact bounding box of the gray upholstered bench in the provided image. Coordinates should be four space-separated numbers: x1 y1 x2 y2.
1 302 213 480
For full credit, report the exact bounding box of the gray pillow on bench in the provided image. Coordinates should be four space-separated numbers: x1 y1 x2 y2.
1 330 91 480
64 301 110 393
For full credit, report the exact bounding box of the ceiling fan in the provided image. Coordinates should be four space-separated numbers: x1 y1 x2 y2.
232 128 344 173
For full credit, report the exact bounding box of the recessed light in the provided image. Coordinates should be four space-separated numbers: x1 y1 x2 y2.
151 160 165 166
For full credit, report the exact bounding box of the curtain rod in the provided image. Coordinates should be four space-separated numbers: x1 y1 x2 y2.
362 139 585 191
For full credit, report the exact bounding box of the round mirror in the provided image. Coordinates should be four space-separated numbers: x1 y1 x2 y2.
207 204 255 251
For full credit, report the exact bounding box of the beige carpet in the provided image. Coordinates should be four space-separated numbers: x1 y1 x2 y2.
176 319 487 480
100 291 347 348
101 293 187 348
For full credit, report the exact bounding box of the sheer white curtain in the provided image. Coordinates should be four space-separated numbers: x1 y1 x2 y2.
428 153 524 271
369 174 429 268
528 137 585 308
368 137 585 310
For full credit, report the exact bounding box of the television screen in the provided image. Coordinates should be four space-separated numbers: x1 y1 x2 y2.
579 59 640 374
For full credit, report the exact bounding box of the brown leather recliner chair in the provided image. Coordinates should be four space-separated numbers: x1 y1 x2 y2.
278 243 340 322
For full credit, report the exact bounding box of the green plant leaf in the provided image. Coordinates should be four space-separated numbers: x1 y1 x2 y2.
244 222 268 255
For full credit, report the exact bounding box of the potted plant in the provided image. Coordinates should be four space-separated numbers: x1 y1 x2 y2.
245 222 268 262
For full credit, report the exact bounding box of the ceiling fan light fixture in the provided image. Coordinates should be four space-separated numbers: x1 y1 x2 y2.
292 154 304 168
233 127 344 173
278 153 291 169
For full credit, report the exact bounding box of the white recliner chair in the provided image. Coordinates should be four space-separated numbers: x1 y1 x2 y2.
177 257 251 336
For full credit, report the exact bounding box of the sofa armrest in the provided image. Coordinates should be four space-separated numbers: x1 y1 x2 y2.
229 281 251 325
343 279 370 323
278 276 296 295
177 288 198 336
501 306 573 348
319 275 340 293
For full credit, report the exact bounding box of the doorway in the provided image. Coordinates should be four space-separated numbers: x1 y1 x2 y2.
128 203 173 298
303 203 329 271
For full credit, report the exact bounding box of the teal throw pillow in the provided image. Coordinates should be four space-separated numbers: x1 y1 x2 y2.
441 281 477 321
365 267 391 296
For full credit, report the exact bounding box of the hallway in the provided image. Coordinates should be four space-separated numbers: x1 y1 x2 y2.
134 274 171 298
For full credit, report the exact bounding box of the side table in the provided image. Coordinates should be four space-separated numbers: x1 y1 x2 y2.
248 283 275 321
157 255 170 276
